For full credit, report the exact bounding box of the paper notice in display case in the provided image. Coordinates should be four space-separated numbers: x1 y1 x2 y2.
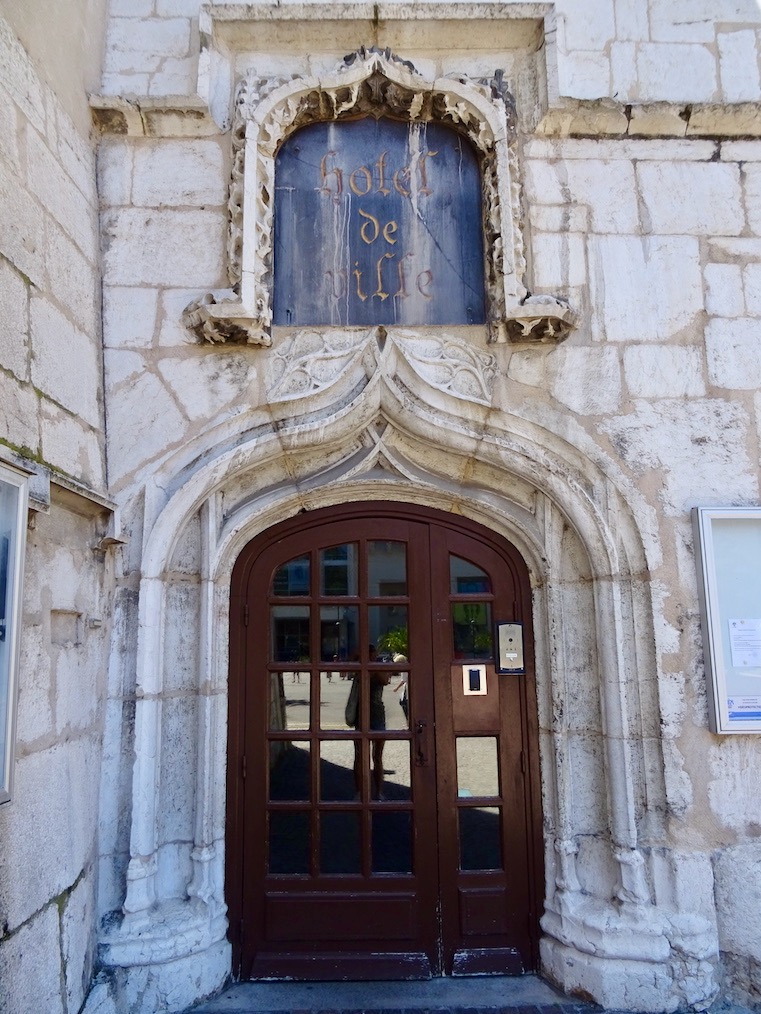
693 508 761 734
728 619 761 668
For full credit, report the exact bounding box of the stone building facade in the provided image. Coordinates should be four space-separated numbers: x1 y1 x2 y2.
2 1 761 1013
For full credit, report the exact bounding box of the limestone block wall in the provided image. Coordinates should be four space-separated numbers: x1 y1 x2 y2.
91 2 761 1011
517 132 761 1008
0 7 112 1014
99 0 761 107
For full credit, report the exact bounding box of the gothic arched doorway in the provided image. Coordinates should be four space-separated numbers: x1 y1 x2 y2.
227 502 543 979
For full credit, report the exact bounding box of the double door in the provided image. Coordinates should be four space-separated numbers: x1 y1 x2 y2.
227 503 542 979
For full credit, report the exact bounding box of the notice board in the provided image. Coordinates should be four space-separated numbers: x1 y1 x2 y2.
693 507 761 733
273 117 486 327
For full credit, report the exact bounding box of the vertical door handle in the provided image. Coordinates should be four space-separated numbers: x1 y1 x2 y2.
414 719 429 767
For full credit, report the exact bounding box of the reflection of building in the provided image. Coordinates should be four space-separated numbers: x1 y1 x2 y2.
3 2 761 1012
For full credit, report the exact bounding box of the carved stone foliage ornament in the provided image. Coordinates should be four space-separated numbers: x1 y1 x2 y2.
182 47 576 348
267 327 497 408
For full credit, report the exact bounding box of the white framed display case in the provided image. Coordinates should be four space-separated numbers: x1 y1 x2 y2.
693 506 761 735
0 461 29 804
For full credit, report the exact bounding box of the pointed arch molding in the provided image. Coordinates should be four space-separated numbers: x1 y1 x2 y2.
182 47 576 347
100 372 718 1011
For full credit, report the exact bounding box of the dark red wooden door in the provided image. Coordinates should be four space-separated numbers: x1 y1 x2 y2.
227 503 542 980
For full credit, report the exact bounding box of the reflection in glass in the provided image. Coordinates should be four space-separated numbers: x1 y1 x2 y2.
269 741 310 801
319 605 359 662
387 672 410 731
269 671 310 731
320 544 358 597
451 601 493 659
272 555 310 596
369 605 408 661
269 811 310 874
456 737 499 797
459 806 502 870
374 740 411 800
319 740 357 801
320 812 361 874
319 669 356 730
450 555 492 594
271 605 310 662
368 541 407 596
372 811 412 873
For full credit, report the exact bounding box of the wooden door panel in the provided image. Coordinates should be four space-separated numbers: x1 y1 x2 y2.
264 891 419 941
227 503 542 980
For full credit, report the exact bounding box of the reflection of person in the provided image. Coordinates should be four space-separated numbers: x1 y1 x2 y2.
350 645 391 800
392 654 409 721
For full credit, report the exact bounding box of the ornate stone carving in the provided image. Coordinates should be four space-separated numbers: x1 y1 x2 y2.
266 327 497 407
186 47 575 348
182 293 271 346
495 295 578 345
267 329 372 399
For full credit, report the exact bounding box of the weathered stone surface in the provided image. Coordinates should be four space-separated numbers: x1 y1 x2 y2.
589 235 703 342
548 346 622 414
706 318 761 390
131 140 226 207
714 842 761 960
0 739 99 930
63 875 96 1014
0 905 64 1014
106 369 188 483
156 350 260 422
636 43 718 102
101 208 225 287
103 285 159 348
601 399 758 514
704 262 745 318
623 346 705 399
30 296 101 427
637 162 743 236
718 29 761 102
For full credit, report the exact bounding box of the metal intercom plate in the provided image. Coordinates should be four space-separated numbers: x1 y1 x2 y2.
496 622 525 674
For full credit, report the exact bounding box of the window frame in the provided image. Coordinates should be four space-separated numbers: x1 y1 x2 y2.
0 461 29 805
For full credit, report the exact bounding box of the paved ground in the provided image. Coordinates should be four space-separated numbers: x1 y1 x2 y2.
183 975 757 1014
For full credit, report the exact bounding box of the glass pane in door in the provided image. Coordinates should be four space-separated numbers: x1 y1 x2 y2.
368 541 407 596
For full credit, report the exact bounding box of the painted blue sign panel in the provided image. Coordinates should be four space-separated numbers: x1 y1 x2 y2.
273 118 485 326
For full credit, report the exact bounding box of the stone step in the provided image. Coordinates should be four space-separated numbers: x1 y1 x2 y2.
184 975 604 1014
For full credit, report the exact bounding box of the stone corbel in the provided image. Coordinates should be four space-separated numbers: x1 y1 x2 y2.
491 295 578 345
181 292 271 346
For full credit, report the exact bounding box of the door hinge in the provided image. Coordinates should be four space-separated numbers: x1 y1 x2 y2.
242 755 247 779
243 603 249 626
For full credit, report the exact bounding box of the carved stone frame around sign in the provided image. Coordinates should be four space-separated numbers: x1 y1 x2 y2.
182 47 576 347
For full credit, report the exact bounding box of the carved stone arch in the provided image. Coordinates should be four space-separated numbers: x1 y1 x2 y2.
182 47 576 346
94 366 725 1014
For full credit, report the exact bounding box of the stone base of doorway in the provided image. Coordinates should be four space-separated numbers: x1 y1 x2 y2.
181 974 602 1014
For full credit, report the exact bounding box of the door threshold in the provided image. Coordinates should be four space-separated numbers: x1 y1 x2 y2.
184 973 601 1013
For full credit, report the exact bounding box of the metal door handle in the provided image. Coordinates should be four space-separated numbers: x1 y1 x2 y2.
414 719 429 767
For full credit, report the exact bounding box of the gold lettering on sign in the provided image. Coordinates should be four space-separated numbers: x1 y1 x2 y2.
374 253 394 300
319 146 440 305
416 270 433 299
319 151 343 198
353 262 368 302
359 209 380 245
376 151 391 196
349 165 372 196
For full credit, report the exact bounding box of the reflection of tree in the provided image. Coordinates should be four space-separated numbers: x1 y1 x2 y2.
377 626 408 656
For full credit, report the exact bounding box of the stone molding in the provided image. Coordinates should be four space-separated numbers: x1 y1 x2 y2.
91 94 761 142
176 47 575 348
100 353 719 1010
